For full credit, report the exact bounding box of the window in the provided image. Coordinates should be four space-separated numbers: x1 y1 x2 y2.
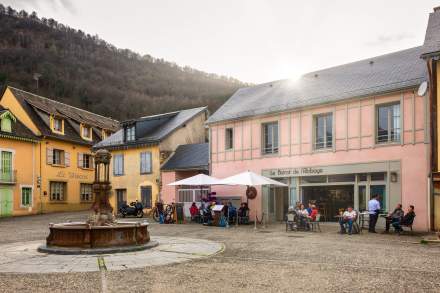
262 122 279 154
80 184 93 202
81 124 92 140
225 128 233 150
101 129 111 140
314 113 333 150
377 103 400 144
51 116 64 133
50 181 66 201
116 189 127 209
113 154 124 176
328 174 355 183
0 117 12 132
21 187 32 206
140 152 152 174
53 149 64 165
78 153 93 169
125 126 135 142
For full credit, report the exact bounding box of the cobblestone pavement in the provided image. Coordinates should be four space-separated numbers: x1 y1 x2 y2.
0 211 439 292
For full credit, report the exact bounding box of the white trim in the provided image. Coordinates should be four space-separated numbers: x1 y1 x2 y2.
19 184 33 208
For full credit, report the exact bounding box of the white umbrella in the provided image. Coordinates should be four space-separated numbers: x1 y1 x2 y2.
220 171 288 186
168 173 223 186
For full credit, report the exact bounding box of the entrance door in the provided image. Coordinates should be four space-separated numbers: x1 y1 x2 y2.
268 186 288 222
0 187 13 217
115 189 126 211
140 186 152 209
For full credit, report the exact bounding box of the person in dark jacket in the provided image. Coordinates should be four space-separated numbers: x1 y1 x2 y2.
392 205 416 233
384 203 404 232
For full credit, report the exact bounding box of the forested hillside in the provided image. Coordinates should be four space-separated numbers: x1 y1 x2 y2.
0 5 246 120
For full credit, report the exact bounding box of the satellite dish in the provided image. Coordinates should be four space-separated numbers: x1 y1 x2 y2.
417 81 428 96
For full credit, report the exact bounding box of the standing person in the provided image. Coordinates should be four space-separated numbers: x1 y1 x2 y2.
368 194 381 233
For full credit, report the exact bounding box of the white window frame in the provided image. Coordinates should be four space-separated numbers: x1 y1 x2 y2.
261 121 279 155
225 128 234 150
113 154 124 176
140 152 152 174
313 112 333 150
80 183 93 202
126 126 135 142
376 102 401 144
20 185 33 207
50 181 66 201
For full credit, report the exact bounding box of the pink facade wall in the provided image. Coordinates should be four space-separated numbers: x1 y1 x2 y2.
210 90 431 231
161 170 201 204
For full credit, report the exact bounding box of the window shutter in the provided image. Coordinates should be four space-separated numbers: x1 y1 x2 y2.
46 148 53 165
140 153 144 173
65 151 70 167
121 155 124 175
113 156 117 175
78 153 83 168
91 156 95 169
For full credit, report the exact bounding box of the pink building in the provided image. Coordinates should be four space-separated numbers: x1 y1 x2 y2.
207 46 432 231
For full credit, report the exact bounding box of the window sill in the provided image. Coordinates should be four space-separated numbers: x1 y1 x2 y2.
113 174 125 177
79 167 94 171
50 164 66 168
374 142 401 148
261 152 279 157
20 205 32 209
48 201 67 204
51 130 64 135
312 148 333 154
140 172 153 175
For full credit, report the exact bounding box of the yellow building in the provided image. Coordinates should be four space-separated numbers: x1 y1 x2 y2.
0 86 119 215
422 7 440 230
93 107 208 213
0 106 40 216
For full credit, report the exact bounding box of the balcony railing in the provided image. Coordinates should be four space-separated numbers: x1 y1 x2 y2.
0 170 17 184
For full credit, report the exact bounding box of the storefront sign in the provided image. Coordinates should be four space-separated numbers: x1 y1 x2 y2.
56 171 89 180
266 167 324 177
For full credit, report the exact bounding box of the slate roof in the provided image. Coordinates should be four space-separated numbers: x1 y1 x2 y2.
207 46 427 124
421 7 440 57
94 107 207 149
6 87 119 145
0 105 39 141
161 143 209 171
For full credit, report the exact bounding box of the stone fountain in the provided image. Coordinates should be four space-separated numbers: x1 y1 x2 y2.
39 149 155 254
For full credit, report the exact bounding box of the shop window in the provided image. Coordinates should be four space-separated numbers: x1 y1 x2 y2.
50 181 66 201
225 128 234 150
301 176 327 184
314 113 333 150
371 172 386 181
370 185 386 211
328 174 355 183
80 183 93 202
140 152 152 174
21 187 32 206
262 122 279 154
125 125 135 142
376 103 400 144
113 154 124 176
358 174 368 182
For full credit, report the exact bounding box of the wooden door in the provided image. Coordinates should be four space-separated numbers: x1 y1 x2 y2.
141 186 152 209
0 187 13 217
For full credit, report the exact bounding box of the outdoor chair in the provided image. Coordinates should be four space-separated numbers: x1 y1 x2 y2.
394 215 416 235
309 214 321 232
286 213 297 231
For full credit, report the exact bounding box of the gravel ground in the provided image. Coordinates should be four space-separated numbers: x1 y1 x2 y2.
0 211 439 292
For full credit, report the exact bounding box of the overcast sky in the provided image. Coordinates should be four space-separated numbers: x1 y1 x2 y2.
2 0 439 83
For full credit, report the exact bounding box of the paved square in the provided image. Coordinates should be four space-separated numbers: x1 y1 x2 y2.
0 211 439 292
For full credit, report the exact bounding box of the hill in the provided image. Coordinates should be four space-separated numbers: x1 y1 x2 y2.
0 5 246 120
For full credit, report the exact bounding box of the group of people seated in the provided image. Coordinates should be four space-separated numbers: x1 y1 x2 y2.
384 204 416 233
288 202 319 231
337 201 416 235
189 201 250 226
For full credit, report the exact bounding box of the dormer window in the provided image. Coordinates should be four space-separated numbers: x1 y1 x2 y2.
101 129 109 140
51 116 64 134
125 125 135 142
81 124 92 140
0 110 15 133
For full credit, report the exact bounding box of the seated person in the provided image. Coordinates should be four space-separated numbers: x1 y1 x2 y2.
189 202 199 220
339 206 357 235
392 205 416 232
308 204 318 221
298 204 310 230
384 203 404 233
226 202 237 222
306 203 313 216
238 203 249 217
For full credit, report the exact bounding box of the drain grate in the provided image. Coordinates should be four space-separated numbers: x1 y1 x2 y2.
287 235 305 238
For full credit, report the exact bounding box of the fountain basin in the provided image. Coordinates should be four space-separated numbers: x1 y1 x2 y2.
38 221 155 254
